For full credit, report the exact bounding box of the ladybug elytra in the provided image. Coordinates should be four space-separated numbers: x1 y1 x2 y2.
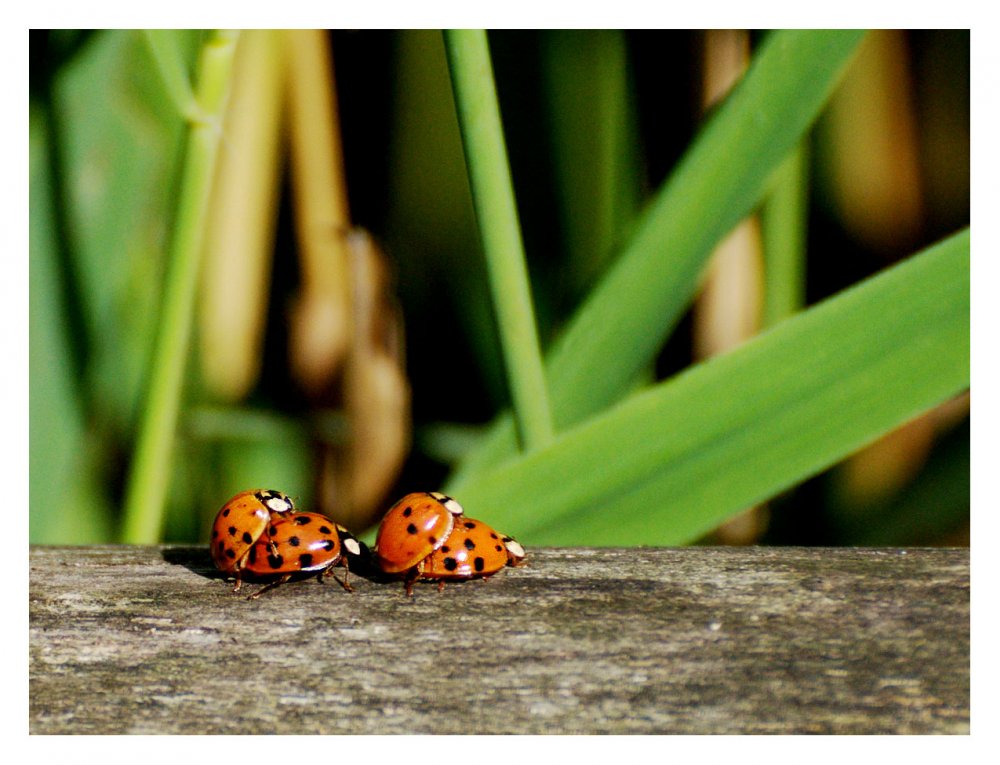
373 491 463 576
210 489 296 591
243 512 361 600
419 517 526 591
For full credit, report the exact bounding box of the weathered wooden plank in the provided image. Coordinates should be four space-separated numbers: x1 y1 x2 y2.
29 545 968 734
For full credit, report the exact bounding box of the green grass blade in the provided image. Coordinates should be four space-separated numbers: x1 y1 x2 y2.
448 29 866 487
443 29 554 452
453 229 969 545
142 30 199 118
761 144 809 327
122 31 239 543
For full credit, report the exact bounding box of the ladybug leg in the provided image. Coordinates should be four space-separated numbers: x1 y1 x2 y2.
321 560 354 593
231 555 250 593
328 574 354 593
403 567 420 597
246 574 292 600
338 558 354 593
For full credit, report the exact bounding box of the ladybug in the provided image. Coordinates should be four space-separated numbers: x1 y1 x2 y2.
373 492 464 586
210 489 296 590
243 512 362 600
417 517 526 594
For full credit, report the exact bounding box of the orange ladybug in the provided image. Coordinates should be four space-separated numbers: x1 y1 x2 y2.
210 489 295 590
374 491 464 591
243 512 362 600
419 517 526 592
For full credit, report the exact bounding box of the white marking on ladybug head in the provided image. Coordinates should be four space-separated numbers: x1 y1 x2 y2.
504 537 525 560
257 490 293 514
343 538 362 556
430 492 464 516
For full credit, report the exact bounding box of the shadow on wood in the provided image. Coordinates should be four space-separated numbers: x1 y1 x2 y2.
160 545 219 579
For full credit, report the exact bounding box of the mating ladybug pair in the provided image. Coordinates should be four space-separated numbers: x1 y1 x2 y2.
374 491 527 596
210 489 361 600
210 489 525 599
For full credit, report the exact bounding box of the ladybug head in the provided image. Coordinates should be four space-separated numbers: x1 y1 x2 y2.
503 536 526 567
254 489 295 515
428 491 464 517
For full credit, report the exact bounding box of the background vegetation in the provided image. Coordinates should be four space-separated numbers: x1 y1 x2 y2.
29 29 970 547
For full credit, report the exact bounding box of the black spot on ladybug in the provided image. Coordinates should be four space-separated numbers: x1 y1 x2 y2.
222 508 231 517
212 529 219 539
464 521 477 529
225 548 236 560
474 557 485 572
228 526 238 537
490 532 499 539
444 557 459 571
406 523 418 535
319 525 332 535
294 516 312 525
441 545 450 553
269 525 278 536
248 546 257 564
495 544 503 552
429 536 437 546
289 536 300 547
242 531 253 545
299 553 314 568
268 553 284 569
321 540 335 551
402 506 413 517
464 538 476 550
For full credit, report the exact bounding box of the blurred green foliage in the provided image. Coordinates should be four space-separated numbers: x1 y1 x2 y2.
29 30 969 547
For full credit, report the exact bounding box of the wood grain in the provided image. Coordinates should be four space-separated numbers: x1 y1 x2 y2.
29 545 969 734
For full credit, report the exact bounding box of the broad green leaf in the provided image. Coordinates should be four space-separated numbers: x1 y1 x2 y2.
453 229 969 545
448 29 867 487
56 30 198 432
31 31 195 543
29 105 113 543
